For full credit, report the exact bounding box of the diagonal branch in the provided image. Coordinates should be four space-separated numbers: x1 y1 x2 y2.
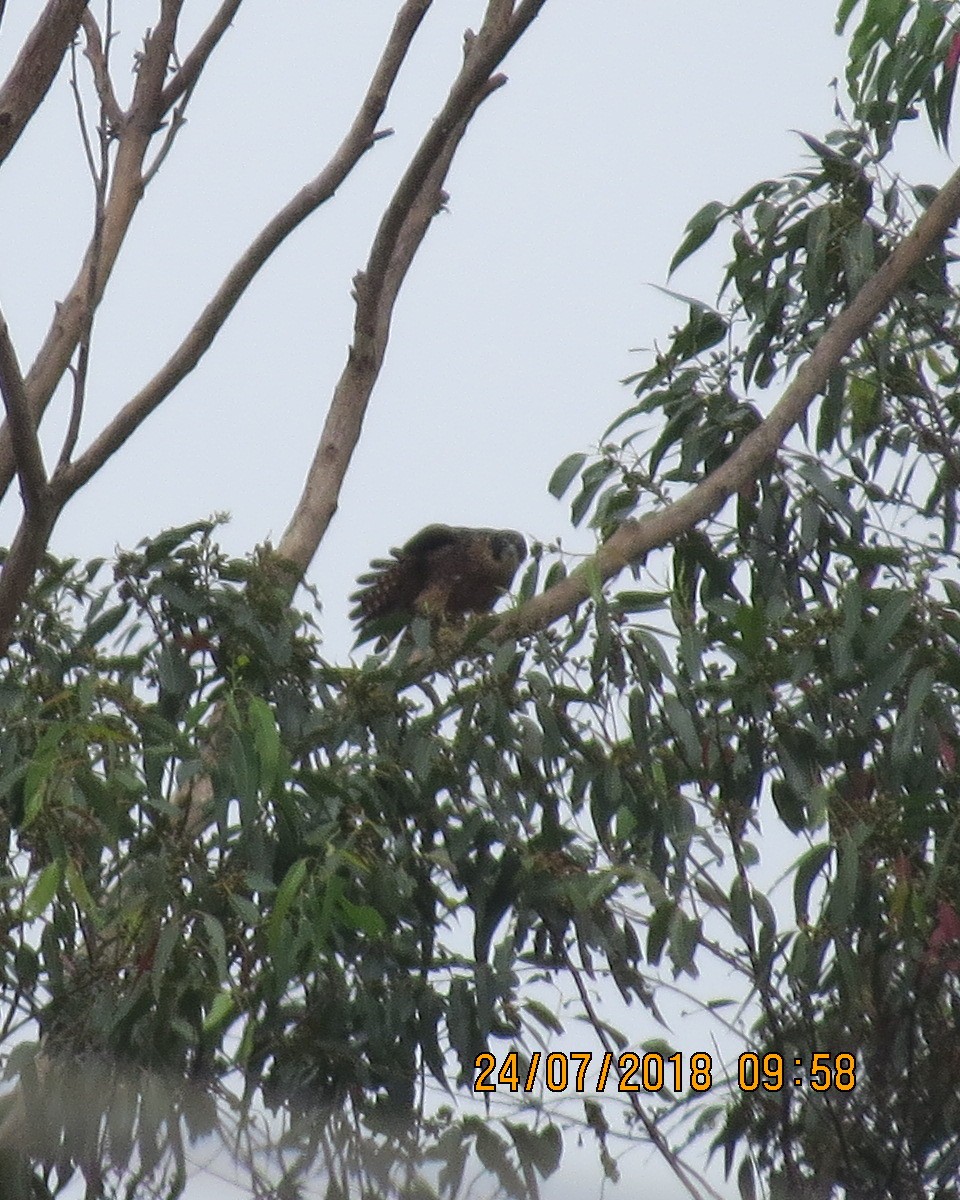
276 0 551 577
565 949 723 1200
0 2 184 653
0 313 47 515
496 164 960 641
361 0 546 322
159 0 243 115
52 0 435 504
0 0 186 505
0 0 90 169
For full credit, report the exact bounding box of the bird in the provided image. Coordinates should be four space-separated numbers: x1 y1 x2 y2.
350 524 527 647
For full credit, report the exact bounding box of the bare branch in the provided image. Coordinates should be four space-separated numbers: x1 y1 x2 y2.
69 35 99 182
128 0 182 134
565 949 722 1200
361 1 546 325
52 0 436 502
0 0 90 168
80 9 123 130
58 167 107 469
496 164 960 641
159 0 243 115
0 315 47 514
0 508 59 656
277 76 507 574
276 0 550 577
0 0 186 502
142 102 188 187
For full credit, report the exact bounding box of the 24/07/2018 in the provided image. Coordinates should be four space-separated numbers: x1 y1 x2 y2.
473 1050 858 1094
474 1050 715 1094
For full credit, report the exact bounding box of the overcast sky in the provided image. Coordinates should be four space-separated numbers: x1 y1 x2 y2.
0 2 939 1196
0 0 857 660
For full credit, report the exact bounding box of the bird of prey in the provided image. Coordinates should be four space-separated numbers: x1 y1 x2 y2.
350 524 527 647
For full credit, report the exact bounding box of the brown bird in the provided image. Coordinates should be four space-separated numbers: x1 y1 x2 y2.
350 524 527 647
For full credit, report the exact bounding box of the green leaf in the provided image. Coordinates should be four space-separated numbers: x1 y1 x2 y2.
201 913 228 980
729 875 753 943
669 201 728 274
662 693 700 768
524 998 564 1035
79 603 129 649
795 460 856 520
64 860 100 926
826 839 860 928
796 840 830 921
140 520 214 565
248 695 280 795
864 590 912 664
738 1157 758 1200
548 452 587 499
336 894 387 937
668 909 701 974
836 0 862 33
891 665 935 763
268 858 307 955
613 590 669 614
202 990 236 1035
152 919 181 991
25 860 63 918
849 374 882 438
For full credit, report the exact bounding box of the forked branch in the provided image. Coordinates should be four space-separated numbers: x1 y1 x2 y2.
54 0 436 502
277 0 551 577
0 0 185 502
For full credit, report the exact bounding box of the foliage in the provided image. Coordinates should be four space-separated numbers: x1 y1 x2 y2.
547 1 960 1195
0 523 662 1197
7 3 960 1199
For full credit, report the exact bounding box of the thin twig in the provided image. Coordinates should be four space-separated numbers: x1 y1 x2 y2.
60 0 116 468
69 35 99 190
59 100 110 469
0 0 185 504
0 3 185 649
141 97 189 188
80 9 124 131
564 948 723 1200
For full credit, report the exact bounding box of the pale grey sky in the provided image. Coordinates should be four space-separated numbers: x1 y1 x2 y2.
0 1 850 660
0 3 932 1197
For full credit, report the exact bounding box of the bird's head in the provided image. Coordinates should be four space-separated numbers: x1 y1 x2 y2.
491 530 527 568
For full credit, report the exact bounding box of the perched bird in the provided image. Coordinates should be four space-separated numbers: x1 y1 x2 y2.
350 524 527 647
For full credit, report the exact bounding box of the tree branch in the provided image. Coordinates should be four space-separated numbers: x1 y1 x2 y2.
565 949 722 1200
53 0 435 503
361 0 545 324
159 0 243 115
497 166 960 640
0 314 47 514
80 9 124 131
276 0 550 577
0 0 90 169
0 0 186 503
